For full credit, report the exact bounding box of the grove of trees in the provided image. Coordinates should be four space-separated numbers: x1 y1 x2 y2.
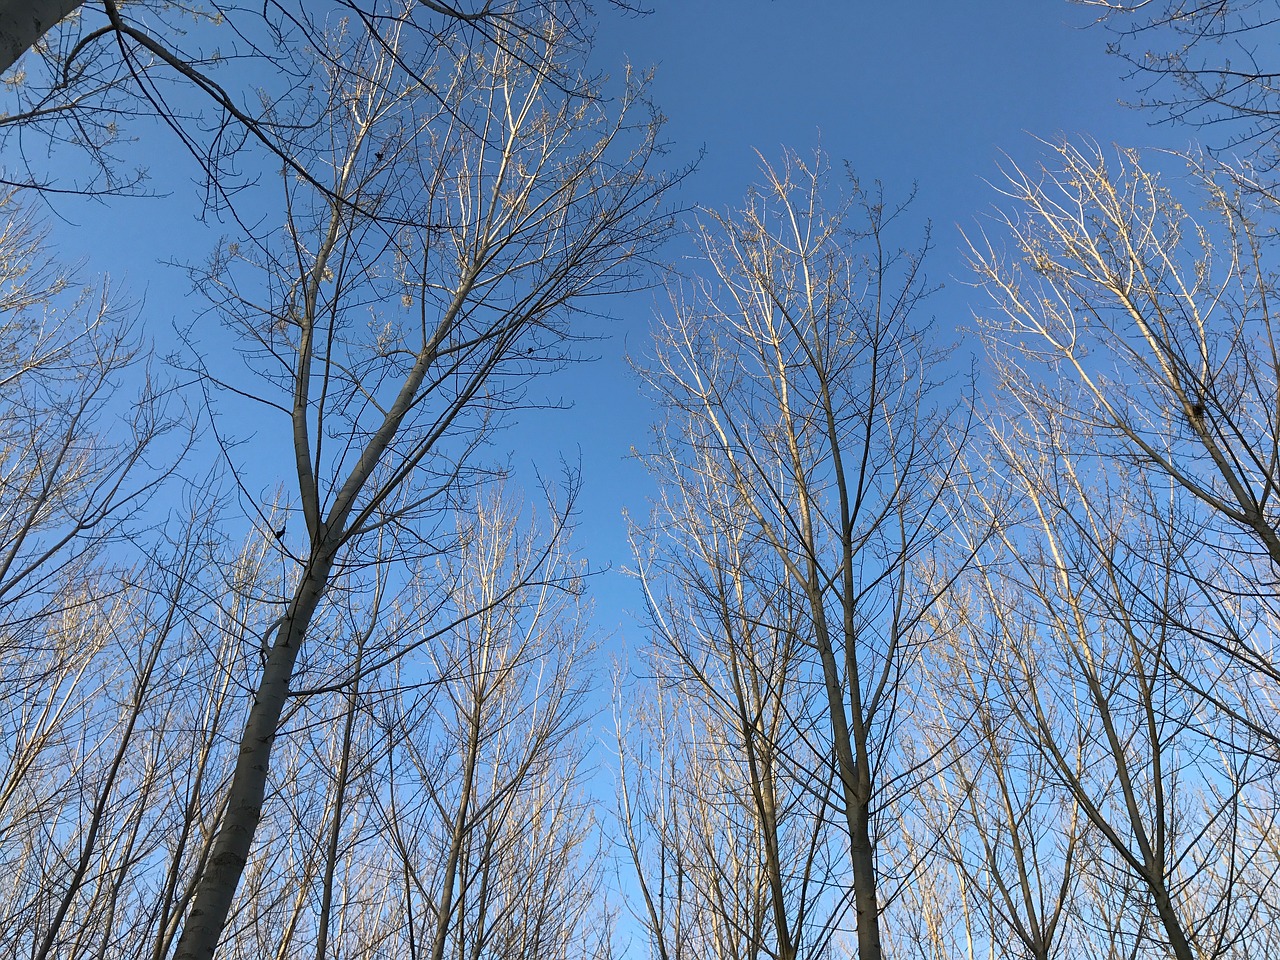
3 2 1280 959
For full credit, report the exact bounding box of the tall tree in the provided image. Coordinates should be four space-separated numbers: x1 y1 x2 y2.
161 8 672 958
634 148 964 960
911 588 1085 960
969 140 1280 752
965 139 1280 958
618 540 840 960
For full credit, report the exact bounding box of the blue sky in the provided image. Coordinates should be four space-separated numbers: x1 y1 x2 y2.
29 2 1186 647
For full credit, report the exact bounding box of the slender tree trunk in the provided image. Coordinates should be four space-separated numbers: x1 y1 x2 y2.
316 643 362 960
0 0 82 74
813 614 883 960
1148 877 1195 960
428 698 483 960
848 795 882 960
173 551 335 960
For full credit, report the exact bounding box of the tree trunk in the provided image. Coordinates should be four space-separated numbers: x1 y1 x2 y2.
0 0 82 75
814 618 883 960
172 552 334 960
1149 879 1195 960
849 795 883 960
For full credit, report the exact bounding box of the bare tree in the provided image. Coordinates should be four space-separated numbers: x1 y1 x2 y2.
911 585 1085 960
0 192 184 624
0 203 198 960
966 139 1280 959
166 485 608 960
0 6 671 959
977 407 1277 959
1077 0 1280 171
0 0 639 200
617 576 842 960
633 147 964 960
620 419 850 960
159 7 671 958
0 494 285 960
969 140 1280 752
367 489 609 960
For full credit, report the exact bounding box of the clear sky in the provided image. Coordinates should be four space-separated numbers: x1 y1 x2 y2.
29 2 1187 649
